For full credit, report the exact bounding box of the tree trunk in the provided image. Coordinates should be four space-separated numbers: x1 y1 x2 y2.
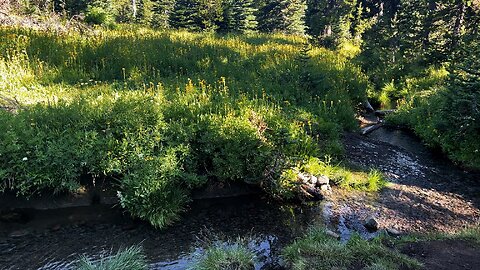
422 0 437 50
132 0 137 18
452 1 466 45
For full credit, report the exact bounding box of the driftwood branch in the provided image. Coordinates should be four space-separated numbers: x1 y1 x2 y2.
0 94 22 112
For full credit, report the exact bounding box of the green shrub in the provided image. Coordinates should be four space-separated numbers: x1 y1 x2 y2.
118 148 192 228
85 2 116 28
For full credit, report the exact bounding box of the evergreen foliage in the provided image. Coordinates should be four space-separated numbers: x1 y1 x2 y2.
222 0 258 33
258 0 307 35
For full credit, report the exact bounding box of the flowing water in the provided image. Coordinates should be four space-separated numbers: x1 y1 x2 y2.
0 195 322 270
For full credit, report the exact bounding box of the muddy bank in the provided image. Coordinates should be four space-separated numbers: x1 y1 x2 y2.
402 239 480 270
1 126 479 269
0 181 262 213
335 128 480 234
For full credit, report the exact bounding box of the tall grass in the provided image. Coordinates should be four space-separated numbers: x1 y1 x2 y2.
75 246 147 270
0 26 371 227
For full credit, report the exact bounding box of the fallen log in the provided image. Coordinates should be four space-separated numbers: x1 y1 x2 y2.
361 123 383 135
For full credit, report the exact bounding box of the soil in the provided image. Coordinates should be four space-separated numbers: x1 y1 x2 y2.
331 130 480 234
326 128 480 270
402 240 480 270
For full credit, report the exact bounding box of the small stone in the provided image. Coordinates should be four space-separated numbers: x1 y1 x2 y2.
316 175 330 186
320 184 331 191
310 175 318 185
325 229 340 239
51 224 61 232
364 216 379 232
298 173 311 184
386 227 402 237
9 230 30 238
304 186 323 201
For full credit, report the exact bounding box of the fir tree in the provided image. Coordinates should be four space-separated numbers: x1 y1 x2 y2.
151 0 175 28
170 0 202 31
258 0 306 35
223 0 258 33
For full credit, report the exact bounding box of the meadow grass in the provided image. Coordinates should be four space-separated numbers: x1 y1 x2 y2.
283 227 422 270
0 26 373 227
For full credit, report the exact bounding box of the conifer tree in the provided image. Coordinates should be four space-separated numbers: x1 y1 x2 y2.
258 0 306 35
171 0 202 30
151 0 175 28
223 0 258 33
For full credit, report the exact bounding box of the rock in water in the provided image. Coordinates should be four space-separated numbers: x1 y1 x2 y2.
386 227 402 237
364 216 379 232
9 230 30 238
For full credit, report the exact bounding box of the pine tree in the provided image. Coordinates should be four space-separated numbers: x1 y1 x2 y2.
258 0 306 35
151 0 175 28
170 0 202 30
137 0 155 24
223 0 258 33
284 0 307 35
198 0 224 31
306 0 358 47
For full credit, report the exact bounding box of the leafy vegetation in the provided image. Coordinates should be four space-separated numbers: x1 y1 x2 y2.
1 0 478 228
387 32 480 169
283 227 422 270
0 27 369 227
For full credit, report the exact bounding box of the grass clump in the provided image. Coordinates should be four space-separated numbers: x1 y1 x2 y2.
75 246 147 270
283 228 421 270
400 226 480 246
297 157 387 192
193 242 256 270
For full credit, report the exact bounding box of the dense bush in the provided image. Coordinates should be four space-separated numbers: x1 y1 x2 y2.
388 34 480 169
0 27 369 227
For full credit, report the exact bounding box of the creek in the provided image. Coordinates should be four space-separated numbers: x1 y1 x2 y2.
1 127 478 270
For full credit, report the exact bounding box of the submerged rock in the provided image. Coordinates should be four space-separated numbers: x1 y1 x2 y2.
9 230 30 238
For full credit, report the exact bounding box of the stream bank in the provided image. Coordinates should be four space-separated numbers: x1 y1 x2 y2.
0 127 479 269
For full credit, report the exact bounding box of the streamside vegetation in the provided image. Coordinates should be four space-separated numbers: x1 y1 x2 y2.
283 228 422 270
75 246 147 270
0 27 370 227
1 0 478 230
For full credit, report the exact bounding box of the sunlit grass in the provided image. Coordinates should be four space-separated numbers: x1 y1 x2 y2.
0 26 371 227
283 227 422 270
